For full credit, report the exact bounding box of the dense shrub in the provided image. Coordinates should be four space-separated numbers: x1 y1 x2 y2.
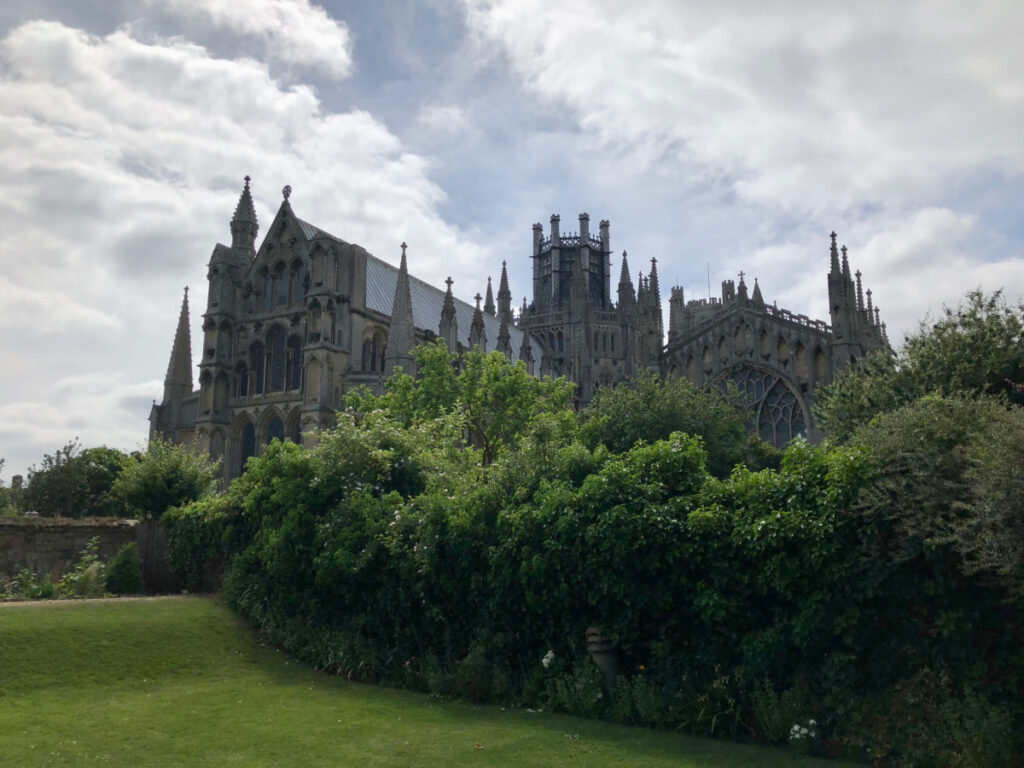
105 542 144 595
21 442 129 518
113 436 219 519
166 339 1024 766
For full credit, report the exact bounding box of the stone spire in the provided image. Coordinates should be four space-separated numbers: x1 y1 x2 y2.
484 277 496 316
855 269 864 312
752 277 764 306
163 287 193 402
469 293 487 351
841 244 851 278
230 175 259 252
648 258 661 303
866 288 874 322
829 231 840 274
439 276 458 353
497 261 512 325
617 250 635 308
384 242 416 376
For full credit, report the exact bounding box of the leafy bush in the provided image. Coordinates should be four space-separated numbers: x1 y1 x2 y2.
105 542 144 595
164 334 1024 765
21 442 129 518
113 436 219 520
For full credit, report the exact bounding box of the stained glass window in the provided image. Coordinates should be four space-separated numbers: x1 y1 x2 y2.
722 366 806 448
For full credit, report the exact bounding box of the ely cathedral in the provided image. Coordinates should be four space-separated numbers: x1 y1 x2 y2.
150 178 888 480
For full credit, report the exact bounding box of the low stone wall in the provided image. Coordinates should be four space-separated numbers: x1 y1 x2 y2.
0 517 180 593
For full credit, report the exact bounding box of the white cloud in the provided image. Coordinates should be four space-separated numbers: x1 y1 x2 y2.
143 0 353 79
0 19 489 481
464 0 1024 216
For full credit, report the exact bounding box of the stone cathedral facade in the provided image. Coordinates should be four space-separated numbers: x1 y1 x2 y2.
150 179 887 480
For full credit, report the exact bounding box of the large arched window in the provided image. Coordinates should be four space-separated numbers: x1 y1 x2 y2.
240 422 256 474
266 416 285 445
235 362 249 397
261 269 272 310
274 263 287 306
289 261 304 305
722 366 806 448
250 341 265 394
287 336 303 390
268 326 287 392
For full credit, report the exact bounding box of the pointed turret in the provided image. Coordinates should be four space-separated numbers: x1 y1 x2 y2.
841 244 851 278
617 250 635 309
439 276 459 353
829 231 840 274
384 242 417 376
855 269 864 313
752 277 764 307
164 287 193 403
497 261 512 325
648 258 661 304
470 293 487 351
484 277 496 317
230 175 258 252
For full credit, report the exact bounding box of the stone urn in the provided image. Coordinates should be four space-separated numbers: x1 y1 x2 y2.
585 626 618 696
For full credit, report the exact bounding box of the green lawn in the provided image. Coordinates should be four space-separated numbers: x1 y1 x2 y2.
0 597 857 767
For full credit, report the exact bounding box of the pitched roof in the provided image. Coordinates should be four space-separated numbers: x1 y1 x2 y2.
296 218 544 365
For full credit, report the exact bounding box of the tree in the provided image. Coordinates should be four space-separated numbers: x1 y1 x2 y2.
113 436 219 519
348 341 576 465
578 371 767 477
815 290 1024 441
21 441 129 518
854 394 1024 595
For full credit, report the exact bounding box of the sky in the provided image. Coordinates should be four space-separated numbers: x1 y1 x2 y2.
1 0 1023 481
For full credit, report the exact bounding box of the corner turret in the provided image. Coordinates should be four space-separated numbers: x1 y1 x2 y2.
230 175 258 254
384 242 417 376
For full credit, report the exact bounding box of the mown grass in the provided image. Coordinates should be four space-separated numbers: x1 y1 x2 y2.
0 597 858 767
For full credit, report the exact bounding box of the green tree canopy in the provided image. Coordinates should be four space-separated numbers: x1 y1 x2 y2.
578 370 774 477
815 289 1024 441
113 436 219 520
348 341 576 465
21 441 129 518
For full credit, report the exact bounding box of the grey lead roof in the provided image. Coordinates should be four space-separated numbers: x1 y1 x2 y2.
297 218 544 366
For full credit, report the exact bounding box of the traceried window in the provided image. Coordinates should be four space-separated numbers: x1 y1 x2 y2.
722 366 806 448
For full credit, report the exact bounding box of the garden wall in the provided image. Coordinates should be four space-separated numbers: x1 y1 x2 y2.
0 517 178 592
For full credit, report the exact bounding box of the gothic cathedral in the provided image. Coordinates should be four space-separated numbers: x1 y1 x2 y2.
150 178 888 480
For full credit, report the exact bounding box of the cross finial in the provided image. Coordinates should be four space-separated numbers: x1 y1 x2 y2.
184 286 189 298
841 245 847 255
830 231 837 244
474 293 482 309
401 241 407 255
282 184 291 200
445 276 453 290
738 270 745 283
243 174 251 187
855 269 861 278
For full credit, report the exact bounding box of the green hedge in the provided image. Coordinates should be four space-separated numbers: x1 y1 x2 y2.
166 396 1024 766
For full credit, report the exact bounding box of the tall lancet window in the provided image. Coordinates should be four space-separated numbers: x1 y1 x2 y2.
287 336 303 390
268 326 287 392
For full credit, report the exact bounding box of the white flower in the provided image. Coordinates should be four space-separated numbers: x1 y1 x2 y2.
541 650 555 668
